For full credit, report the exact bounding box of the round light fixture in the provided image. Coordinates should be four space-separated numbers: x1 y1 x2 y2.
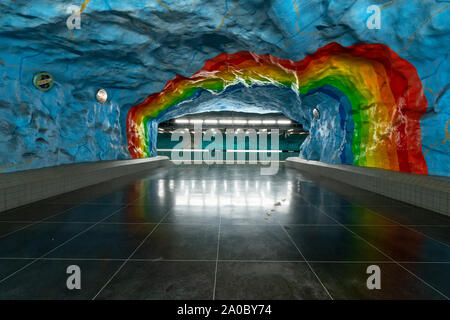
313 108 320 120
96 89 108 103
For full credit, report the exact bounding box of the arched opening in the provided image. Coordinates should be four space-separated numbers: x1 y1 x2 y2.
127 43 429 174
156 110 308 161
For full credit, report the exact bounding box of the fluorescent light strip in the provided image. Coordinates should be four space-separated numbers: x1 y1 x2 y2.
277 120 291 124
175 119 189 124
262 120 276 124
248 120 262 124
204 119 218 124
219 119 233 124
157 149 282 153
233 119 247 124
190 119 203 124
171 160 285 162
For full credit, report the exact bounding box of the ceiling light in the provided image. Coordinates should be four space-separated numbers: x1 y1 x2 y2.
248 120 262 124
277 120 291 125
219 119 233 124
262 120 276 124
175 119 189 124
204 119 218 124
313 108 320 120
233 119 247 124
96 89 108 103
190 119 203 124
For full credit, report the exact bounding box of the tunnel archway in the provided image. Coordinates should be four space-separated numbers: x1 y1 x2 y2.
127 42 429 174
153 84 305 161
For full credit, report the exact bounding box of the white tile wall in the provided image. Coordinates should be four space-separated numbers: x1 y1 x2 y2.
0 156 169 212
286 157 450 217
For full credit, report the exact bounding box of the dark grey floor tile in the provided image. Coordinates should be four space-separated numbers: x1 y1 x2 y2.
0 259 122 300
164 206 220 224
400 263 450 298
132 224 218 260
348 226 450 262
367 205 450 226
215 261 330 300
279 197 313 208
0 222 92 258
273 205 337 225
86 191 136 205
95 261 215 300
49 189 138 205
284 225 388 261
219 225 302 261
105 205 170 224
0 222 30 238
0 203 76 222
47 223 156 259
411 226 450 246
310 262 446 300
47 204 124 223
344 195 404 207
0 258 32 281
46 189 105 205
293 193 353 207
322 206 396 226
220 207 278 225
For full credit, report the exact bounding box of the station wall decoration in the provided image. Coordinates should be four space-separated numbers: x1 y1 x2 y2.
32 71 54 92
127 42 429 175
96 89 108 103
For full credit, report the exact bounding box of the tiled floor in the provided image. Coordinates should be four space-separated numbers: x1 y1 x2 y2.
0 164 449 300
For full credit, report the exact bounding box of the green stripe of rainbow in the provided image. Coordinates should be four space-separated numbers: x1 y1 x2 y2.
127 42 428 174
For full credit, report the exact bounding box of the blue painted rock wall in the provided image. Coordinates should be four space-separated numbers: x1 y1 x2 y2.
0 0 448 176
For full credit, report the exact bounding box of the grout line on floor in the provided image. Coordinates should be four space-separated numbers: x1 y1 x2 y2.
0 201 93 240
363 208 450 249
280 224 333 300
0 257 449 263
91 208 173 300
2 220 448 227
298 194 450 300
0 202 134 285
212 212 222 300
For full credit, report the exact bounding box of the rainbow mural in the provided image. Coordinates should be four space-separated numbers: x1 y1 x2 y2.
127 42 428 174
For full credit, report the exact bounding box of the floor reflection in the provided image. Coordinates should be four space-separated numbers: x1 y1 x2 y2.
0 164 449 299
